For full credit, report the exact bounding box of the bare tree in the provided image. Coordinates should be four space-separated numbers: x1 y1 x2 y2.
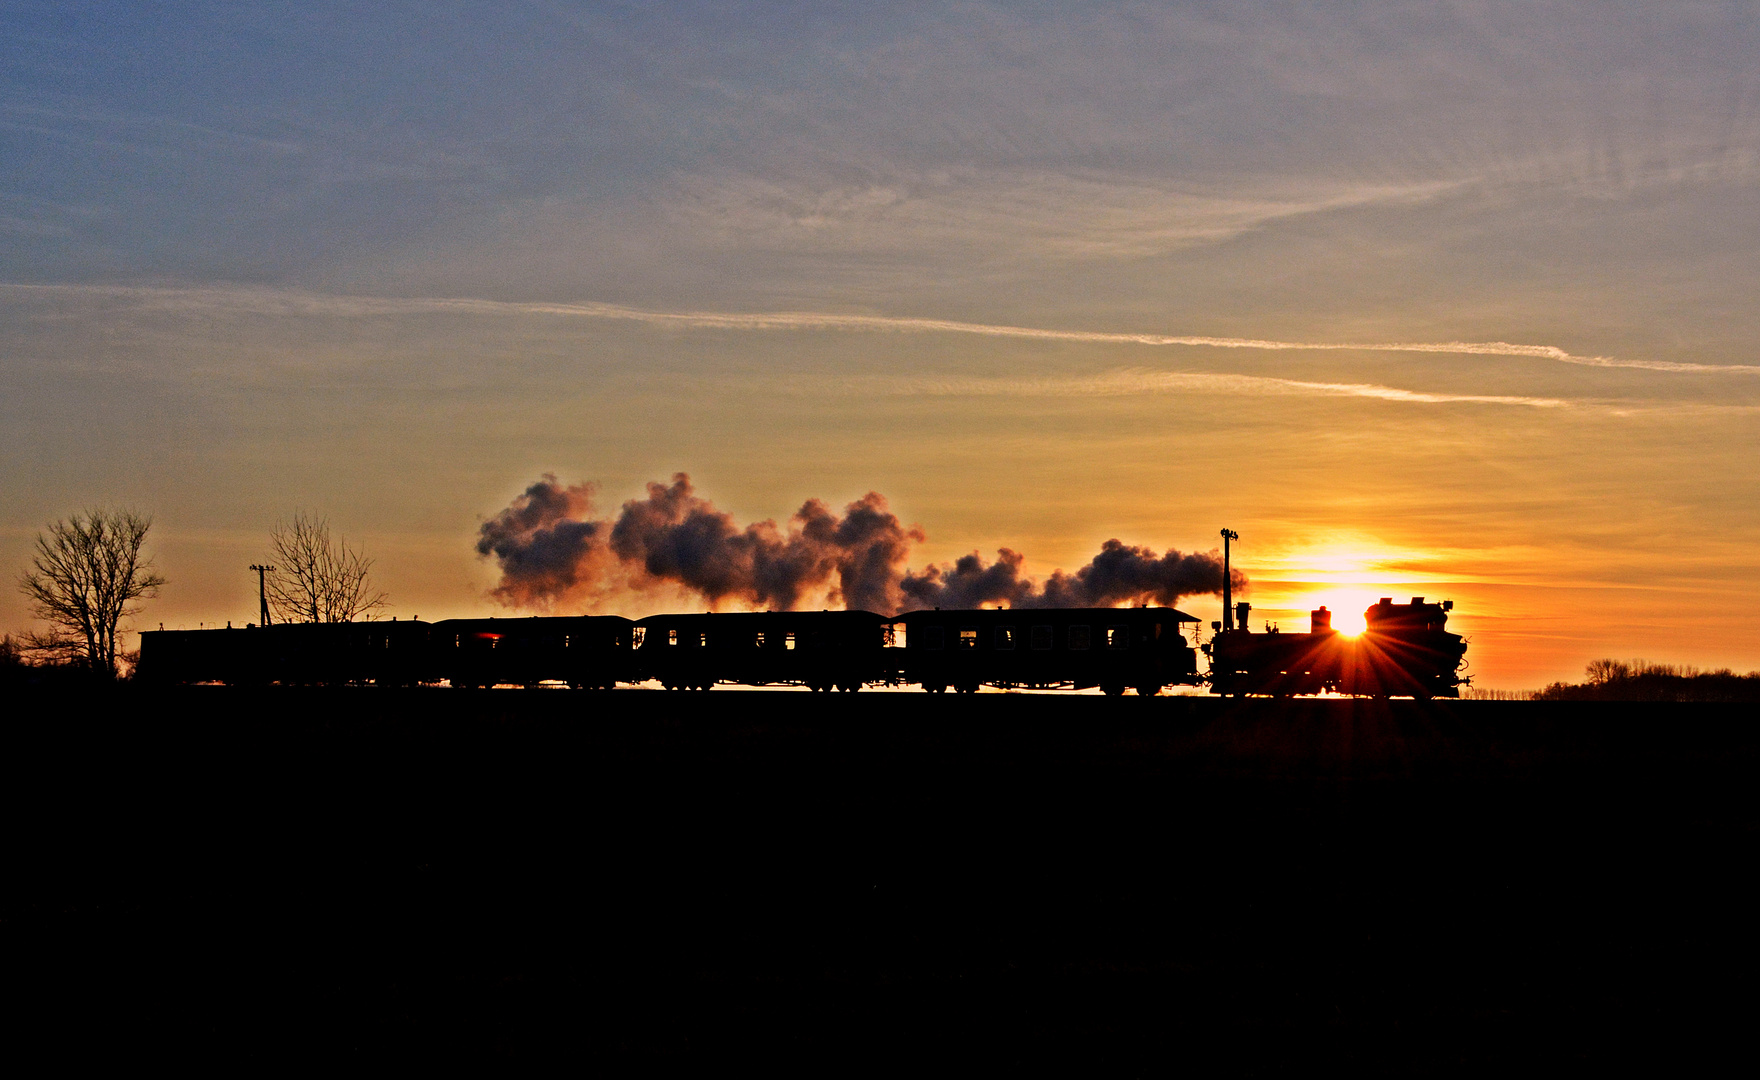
17 509 166 677
1585 658 1631 685
265 513 387 623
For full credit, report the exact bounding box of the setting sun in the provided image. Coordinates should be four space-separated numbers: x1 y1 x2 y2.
1314 600 1368 637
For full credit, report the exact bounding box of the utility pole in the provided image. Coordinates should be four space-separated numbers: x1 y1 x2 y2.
250 564 274 626
1220 529 1238 631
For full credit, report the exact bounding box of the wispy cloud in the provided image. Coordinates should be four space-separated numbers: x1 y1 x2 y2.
668 169 1465 259
6 282 1753 377
0 101 306 158
859 368 1576 409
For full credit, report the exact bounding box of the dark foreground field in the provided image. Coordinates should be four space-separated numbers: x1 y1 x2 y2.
3 690 1755 1071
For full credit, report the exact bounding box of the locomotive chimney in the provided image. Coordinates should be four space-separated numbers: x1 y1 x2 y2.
1220 529 1238 630
1311 606 1332 633
1235 602 1251 632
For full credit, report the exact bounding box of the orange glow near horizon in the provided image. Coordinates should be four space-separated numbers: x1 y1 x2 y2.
1318 600 1368 637
1231 541 1420 638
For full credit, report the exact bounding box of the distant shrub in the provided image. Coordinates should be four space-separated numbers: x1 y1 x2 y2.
1536 659 1760 702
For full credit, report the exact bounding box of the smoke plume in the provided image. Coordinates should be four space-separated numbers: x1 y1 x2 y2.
477 473 922 612
898 540 1244 609
477 473 1242 613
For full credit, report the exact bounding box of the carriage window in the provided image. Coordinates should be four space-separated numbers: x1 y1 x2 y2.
996 625 1016 650
923 626 944 650
668 629 678 646
632 627 645 648
959 628 978 649
1069 625 1091 650
698 632 707 647
1106 626 1129 650
756 631 766 647
1031 625 1053 650
785 631 796 650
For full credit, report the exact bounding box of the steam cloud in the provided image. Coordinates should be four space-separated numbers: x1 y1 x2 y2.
899 541 1244 609
477 473 1243 614
477 473 922 612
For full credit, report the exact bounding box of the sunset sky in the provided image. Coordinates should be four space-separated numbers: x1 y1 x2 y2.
5 3 1760 687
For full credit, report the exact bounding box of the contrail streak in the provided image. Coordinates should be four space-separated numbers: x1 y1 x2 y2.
6 282 1756 375
875 369 1575 408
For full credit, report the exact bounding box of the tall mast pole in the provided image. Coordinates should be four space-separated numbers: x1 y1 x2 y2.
1220 529 1238 631
250 564 274 626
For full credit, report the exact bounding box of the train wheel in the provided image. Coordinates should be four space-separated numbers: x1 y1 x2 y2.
1136 684 1161 697
1102 683 1126 697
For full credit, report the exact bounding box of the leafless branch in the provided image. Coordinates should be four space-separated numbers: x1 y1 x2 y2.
264 513 388 623
16 509 166 677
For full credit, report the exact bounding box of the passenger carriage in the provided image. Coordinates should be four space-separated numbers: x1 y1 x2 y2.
894 606 1201 695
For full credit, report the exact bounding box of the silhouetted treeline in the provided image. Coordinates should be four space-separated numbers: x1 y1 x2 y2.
0 633 119 689
1538 659 1760 702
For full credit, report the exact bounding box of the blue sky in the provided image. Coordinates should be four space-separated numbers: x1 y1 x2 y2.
5 2 1760 684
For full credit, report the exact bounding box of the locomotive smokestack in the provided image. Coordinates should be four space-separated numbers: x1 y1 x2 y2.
1220 529 1238 630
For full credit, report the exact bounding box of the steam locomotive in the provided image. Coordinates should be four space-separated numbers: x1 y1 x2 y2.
1206 598 1469 699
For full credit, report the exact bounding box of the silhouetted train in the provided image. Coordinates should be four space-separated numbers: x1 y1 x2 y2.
135 596 1465 697
136 605 1206 695
1207 597 1468 698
